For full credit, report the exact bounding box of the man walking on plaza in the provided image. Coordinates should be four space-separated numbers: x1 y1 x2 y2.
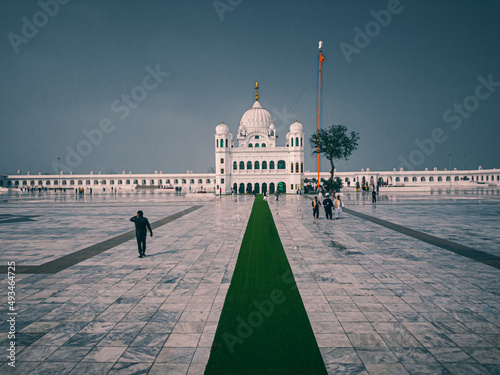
323 193 334 220
130 210 153 258
312 196 321 219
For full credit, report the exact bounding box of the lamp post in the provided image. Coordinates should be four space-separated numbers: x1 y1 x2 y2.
449 154 452 189
57 157 61 192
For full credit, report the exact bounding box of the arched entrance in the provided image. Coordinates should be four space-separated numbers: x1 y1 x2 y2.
278 181 286 193
233 183 237 193
262 182 267 194
254 183 260 194
246 183 252 193
269 182 275 194
239 183 245 194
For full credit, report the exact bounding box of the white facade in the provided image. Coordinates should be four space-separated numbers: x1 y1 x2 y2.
214 98 304 194
1 88 499 193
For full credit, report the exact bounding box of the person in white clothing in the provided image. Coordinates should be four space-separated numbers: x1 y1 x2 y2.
335 196 344 219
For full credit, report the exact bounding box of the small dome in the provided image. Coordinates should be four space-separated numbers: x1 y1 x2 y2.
215 122 229 134
240 101 272 130
290 120 303 132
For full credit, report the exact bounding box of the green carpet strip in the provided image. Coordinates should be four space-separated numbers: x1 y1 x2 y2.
205 195 327 375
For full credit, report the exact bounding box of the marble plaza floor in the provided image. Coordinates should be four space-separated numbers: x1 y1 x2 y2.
0 189 499 374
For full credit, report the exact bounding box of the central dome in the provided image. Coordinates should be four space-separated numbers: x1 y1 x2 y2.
240 101 272 130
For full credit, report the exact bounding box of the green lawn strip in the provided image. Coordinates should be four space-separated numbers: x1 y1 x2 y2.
205 195 327 375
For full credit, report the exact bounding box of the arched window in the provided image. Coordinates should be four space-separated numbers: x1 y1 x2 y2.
239 183 245 193
174 179 179 184
277 160 286 169
69 180 74 185
404 177 409 182
262 143 266 147
269 182 275 194
45 181 50 186
421 177 426 182
38 180 43 185
53 180 57 186
133 180 138 184
182 179 186 184
62 180 67 185
247 161 252 170
246 183 252 192
216 139 219 148
429 177 434 181
290 163 293 173
233 161 237 170
248 143 253 148
206 179 211 183
454 176 459 181
255 161 260 169
239 161 245 170
255 144 260 148
102 180 107 185
301 163 303 173
78 180 83 185
412 177 417 182
149 180 154 185
300 138 302 147
295 163 299 173
198 179 202 183
438 176 443 181
295 138 299 146
110 180 115 185
446 176 451 181
396 177 400 182
190 179 195 184
270 161 275 169
126 180 130 185
262 161 267 169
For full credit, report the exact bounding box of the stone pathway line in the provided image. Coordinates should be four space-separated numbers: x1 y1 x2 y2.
343 208 500 270
1 206 203 275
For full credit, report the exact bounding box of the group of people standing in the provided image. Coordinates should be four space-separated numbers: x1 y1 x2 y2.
312 193 344 220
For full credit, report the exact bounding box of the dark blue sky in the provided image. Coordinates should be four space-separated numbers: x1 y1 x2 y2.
1 0 499 175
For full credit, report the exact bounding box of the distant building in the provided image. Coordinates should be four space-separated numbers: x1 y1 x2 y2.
1 86 499 193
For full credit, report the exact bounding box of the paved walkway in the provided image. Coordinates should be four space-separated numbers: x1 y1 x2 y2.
0 190 499 374
272 193 500 375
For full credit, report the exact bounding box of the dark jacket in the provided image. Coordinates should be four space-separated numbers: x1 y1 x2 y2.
323 198 333 210
312 199 321 210
130 216 153 236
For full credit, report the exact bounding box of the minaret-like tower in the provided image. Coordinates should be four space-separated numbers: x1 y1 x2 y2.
215 121 232 193
287 119 305 191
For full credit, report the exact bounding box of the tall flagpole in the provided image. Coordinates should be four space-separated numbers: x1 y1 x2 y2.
317 41 323 190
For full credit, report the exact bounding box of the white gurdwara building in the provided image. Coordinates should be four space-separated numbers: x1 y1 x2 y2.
1 84 499 193
215 84 303 194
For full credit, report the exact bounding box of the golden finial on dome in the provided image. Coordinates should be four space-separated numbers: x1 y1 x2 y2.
255 82 259 101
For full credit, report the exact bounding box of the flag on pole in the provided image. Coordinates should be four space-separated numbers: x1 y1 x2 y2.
320 53 325 62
